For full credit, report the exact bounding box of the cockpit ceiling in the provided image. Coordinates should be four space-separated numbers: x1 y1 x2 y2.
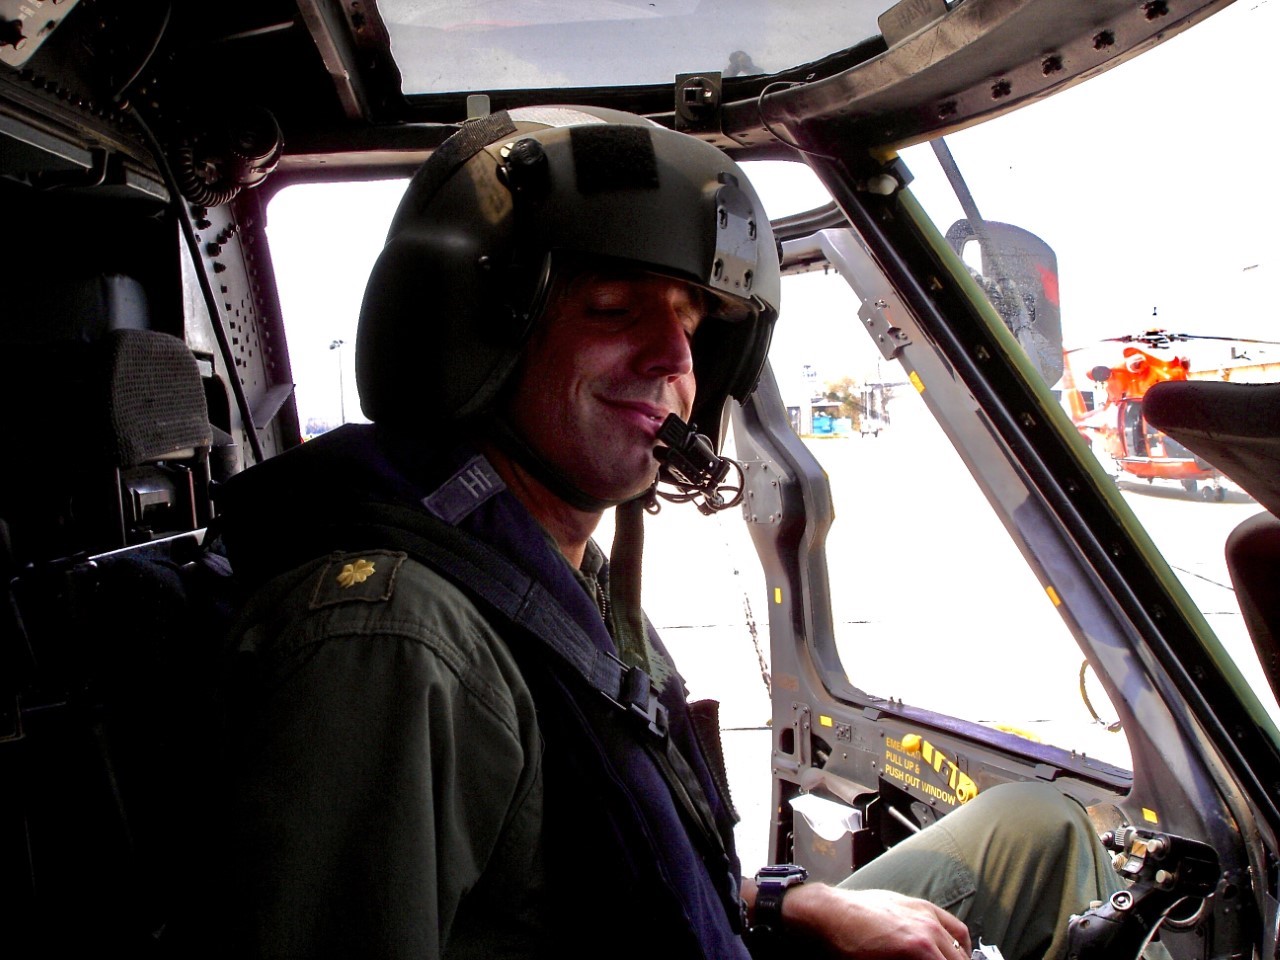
379 0 886 95
0 0 1240 181
351 0 1239 159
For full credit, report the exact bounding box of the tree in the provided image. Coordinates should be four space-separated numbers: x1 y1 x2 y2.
823 375 865 423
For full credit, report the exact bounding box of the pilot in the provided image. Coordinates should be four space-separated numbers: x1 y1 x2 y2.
215 107 1129 959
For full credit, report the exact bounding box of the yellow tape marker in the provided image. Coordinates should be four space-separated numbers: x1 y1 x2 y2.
993 723 1043 743
1046 586 1062 607
774 587 782 604
909 371 925 393
1142 808 1159 824
819 715 833 728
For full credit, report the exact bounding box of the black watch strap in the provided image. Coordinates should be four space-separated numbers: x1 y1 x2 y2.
751 864 808 936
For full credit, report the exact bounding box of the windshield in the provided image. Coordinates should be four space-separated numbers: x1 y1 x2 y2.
889 0 1279 752
380 0 885 94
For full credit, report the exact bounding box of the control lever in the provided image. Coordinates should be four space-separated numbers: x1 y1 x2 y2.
1066 827 1219 960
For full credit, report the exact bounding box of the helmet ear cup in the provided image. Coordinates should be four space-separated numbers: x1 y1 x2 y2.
356 243 526 423
356 150 538 424
689 310 776 449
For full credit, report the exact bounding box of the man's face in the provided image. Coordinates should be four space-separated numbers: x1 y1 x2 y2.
506 268 705 505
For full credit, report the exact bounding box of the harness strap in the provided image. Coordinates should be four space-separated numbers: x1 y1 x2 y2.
318 504 665 723
607 497 652 674
607 497 741 924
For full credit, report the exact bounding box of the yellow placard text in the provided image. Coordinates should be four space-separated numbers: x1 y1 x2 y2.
883 734 979 806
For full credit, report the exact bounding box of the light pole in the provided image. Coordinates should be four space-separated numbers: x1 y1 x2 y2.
329 339 346 424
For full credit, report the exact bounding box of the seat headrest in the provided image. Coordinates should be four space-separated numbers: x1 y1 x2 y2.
97 330 212 468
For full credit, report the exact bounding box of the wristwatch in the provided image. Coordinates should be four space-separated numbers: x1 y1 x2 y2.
751 863 809 936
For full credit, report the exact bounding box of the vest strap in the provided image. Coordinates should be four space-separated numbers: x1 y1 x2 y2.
318 503 640 709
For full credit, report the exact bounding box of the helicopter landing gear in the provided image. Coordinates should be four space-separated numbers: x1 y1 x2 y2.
1182 479 1226 501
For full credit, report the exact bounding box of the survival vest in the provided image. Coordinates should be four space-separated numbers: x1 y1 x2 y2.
221 425 751 959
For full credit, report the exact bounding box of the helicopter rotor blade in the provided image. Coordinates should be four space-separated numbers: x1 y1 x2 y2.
1167 333 1280 346
1095 329 1280 348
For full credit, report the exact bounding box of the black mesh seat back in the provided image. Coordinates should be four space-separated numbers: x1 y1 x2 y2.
98 329 212 468
0 276 213 564
0 328 213 562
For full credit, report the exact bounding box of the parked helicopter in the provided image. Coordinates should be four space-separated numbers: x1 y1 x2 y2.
1062 329 1280 499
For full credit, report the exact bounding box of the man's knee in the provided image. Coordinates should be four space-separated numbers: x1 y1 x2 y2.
963 782 1091 831
942 781 1104 868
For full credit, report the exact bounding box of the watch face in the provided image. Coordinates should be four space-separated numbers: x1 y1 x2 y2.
758 864 808 883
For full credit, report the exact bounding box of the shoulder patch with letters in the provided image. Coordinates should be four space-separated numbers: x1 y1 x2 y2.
422 454 505 524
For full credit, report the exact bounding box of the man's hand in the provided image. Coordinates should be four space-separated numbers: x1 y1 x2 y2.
748 880 972 959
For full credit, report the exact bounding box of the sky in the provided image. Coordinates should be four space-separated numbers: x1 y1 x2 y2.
901 0 1278 361
266 0 1278 427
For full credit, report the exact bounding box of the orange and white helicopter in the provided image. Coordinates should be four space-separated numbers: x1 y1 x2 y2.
1061 329 1280 500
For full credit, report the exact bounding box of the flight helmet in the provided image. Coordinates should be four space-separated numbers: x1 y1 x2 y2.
356 105 780 465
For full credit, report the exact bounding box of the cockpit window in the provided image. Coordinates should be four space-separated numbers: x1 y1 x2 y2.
898 0 1279 739
380 0 885 94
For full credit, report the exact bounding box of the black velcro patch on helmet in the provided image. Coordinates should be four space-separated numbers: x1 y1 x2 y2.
571 126 659 194
399 112 519 222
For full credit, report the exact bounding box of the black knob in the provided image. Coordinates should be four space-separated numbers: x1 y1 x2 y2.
500 138 549 195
